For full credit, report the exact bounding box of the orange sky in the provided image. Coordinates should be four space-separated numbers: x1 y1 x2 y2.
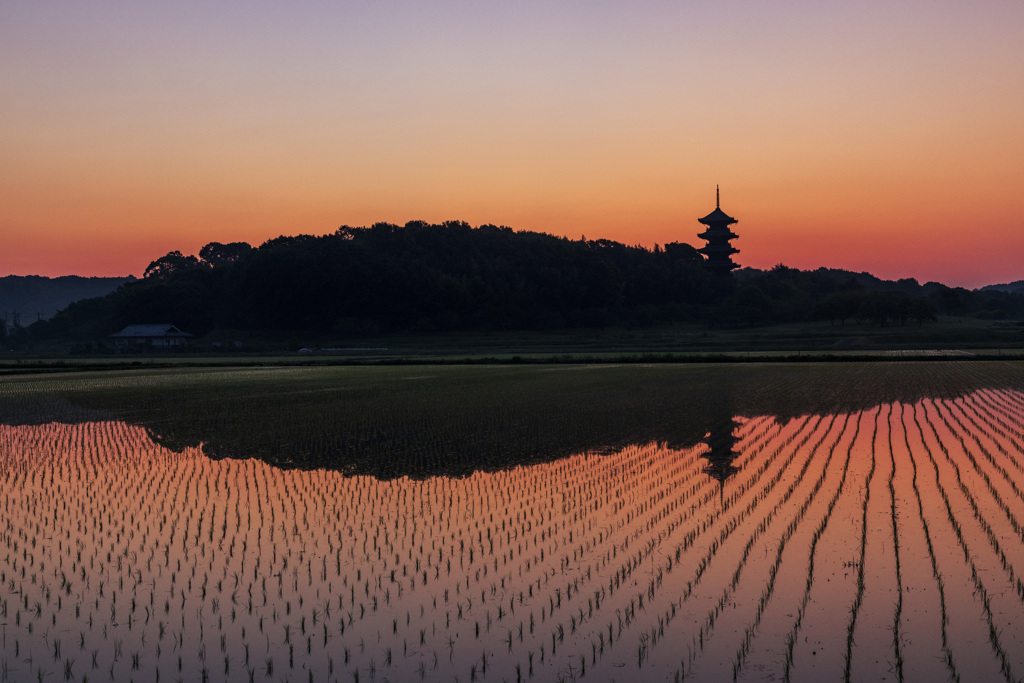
2 2 1023 287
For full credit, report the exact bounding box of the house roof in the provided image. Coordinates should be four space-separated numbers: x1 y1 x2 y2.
110 324 192 338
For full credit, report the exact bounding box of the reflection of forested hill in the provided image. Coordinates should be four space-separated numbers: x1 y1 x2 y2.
3 362 1022 480
0 275 130 322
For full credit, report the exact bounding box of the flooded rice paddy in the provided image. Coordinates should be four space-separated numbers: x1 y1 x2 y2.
2 363 1024 682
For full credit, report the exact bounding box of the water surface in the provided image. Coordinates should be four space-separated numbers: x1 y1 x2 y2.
2 363 1024 681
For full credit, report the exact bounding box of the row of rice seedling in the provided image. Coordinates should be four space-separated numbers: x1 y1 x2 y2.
892 402 957 682
886 405 905 683
777 411 863 681
674 415 842 678
667 368 1024 679
3 362 1024 681
1 416 750 681
926 398 1024 606
649 375 1024 682
911 401 1018 681
842 407 883 682
731 412 856 679
637 416 816 676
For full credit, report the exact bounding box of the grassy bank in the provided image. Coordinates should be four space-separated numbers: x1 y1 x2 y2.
7 316 1024 372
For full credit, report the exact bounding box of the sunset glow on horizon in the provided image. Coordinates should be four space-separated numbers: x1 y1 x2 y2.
3 1 1023 287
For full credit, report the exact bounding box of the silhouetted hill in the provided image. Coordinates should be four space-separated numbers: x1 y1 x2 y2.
0 275 132 324
30 224 714 343
22 222 1024 347
980 280 1024 294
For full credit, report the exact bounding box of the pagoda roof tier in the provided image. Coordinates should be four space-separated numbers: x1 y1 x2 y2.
698 245 739 255
698 207 737 225
704 259 739 270
698 228 738 240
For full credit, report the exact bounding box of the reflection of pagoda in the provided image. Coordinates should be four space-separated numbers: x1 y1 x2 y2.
703 416 741 488
697 186 739 277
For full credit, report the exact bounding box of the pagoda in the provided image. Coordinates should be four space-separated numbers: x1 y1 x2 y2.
704 416 741 490
697 186 739 277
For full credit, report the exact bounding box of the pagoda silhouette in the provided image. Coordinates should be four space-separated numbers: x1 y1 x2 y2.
703 416 741 488
699 380 742 495
697 186 739 277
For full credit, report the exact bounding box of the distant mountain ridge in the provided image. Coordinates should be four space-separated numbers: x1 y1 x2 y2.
735 267 950 294
979 280 1024 294
0 275 133 325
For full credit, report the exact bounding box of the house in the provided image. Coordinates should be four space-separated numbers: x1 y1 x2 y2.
110 324 193 351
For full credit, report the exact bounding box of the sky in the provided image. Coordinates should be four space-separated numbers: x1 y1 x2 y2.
2 1 1023 287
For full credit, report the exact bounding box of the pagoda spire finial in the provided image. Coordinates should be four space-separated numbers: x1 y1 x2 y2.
716 185 720 209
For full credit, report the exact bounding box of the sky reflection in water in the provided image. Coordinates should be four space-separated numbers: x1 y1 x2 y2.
3 365 1024 681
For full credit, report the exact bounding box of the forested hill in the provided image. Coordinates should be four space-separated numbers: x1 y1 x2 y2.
26 221 1024 342
1 275 132 324
34 222 712 339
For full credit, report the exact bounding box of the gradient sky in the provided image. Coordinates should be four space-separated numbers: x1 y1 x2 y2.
3 1 1023 287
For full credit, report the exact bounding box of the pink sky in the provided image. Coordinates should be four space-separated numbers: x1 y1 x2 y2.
2 1 1022 287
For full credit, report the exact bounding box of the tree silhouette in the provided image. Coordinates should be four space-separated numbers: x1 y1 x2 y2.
143 251 200 280
199 242 252 268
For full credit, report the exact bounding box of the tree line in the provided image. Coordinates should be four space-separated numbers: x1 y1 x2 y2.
22 221 1024 345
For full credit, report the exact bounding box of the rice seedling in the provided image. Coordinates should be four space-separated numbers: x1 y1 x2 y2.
2 363 1024 680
